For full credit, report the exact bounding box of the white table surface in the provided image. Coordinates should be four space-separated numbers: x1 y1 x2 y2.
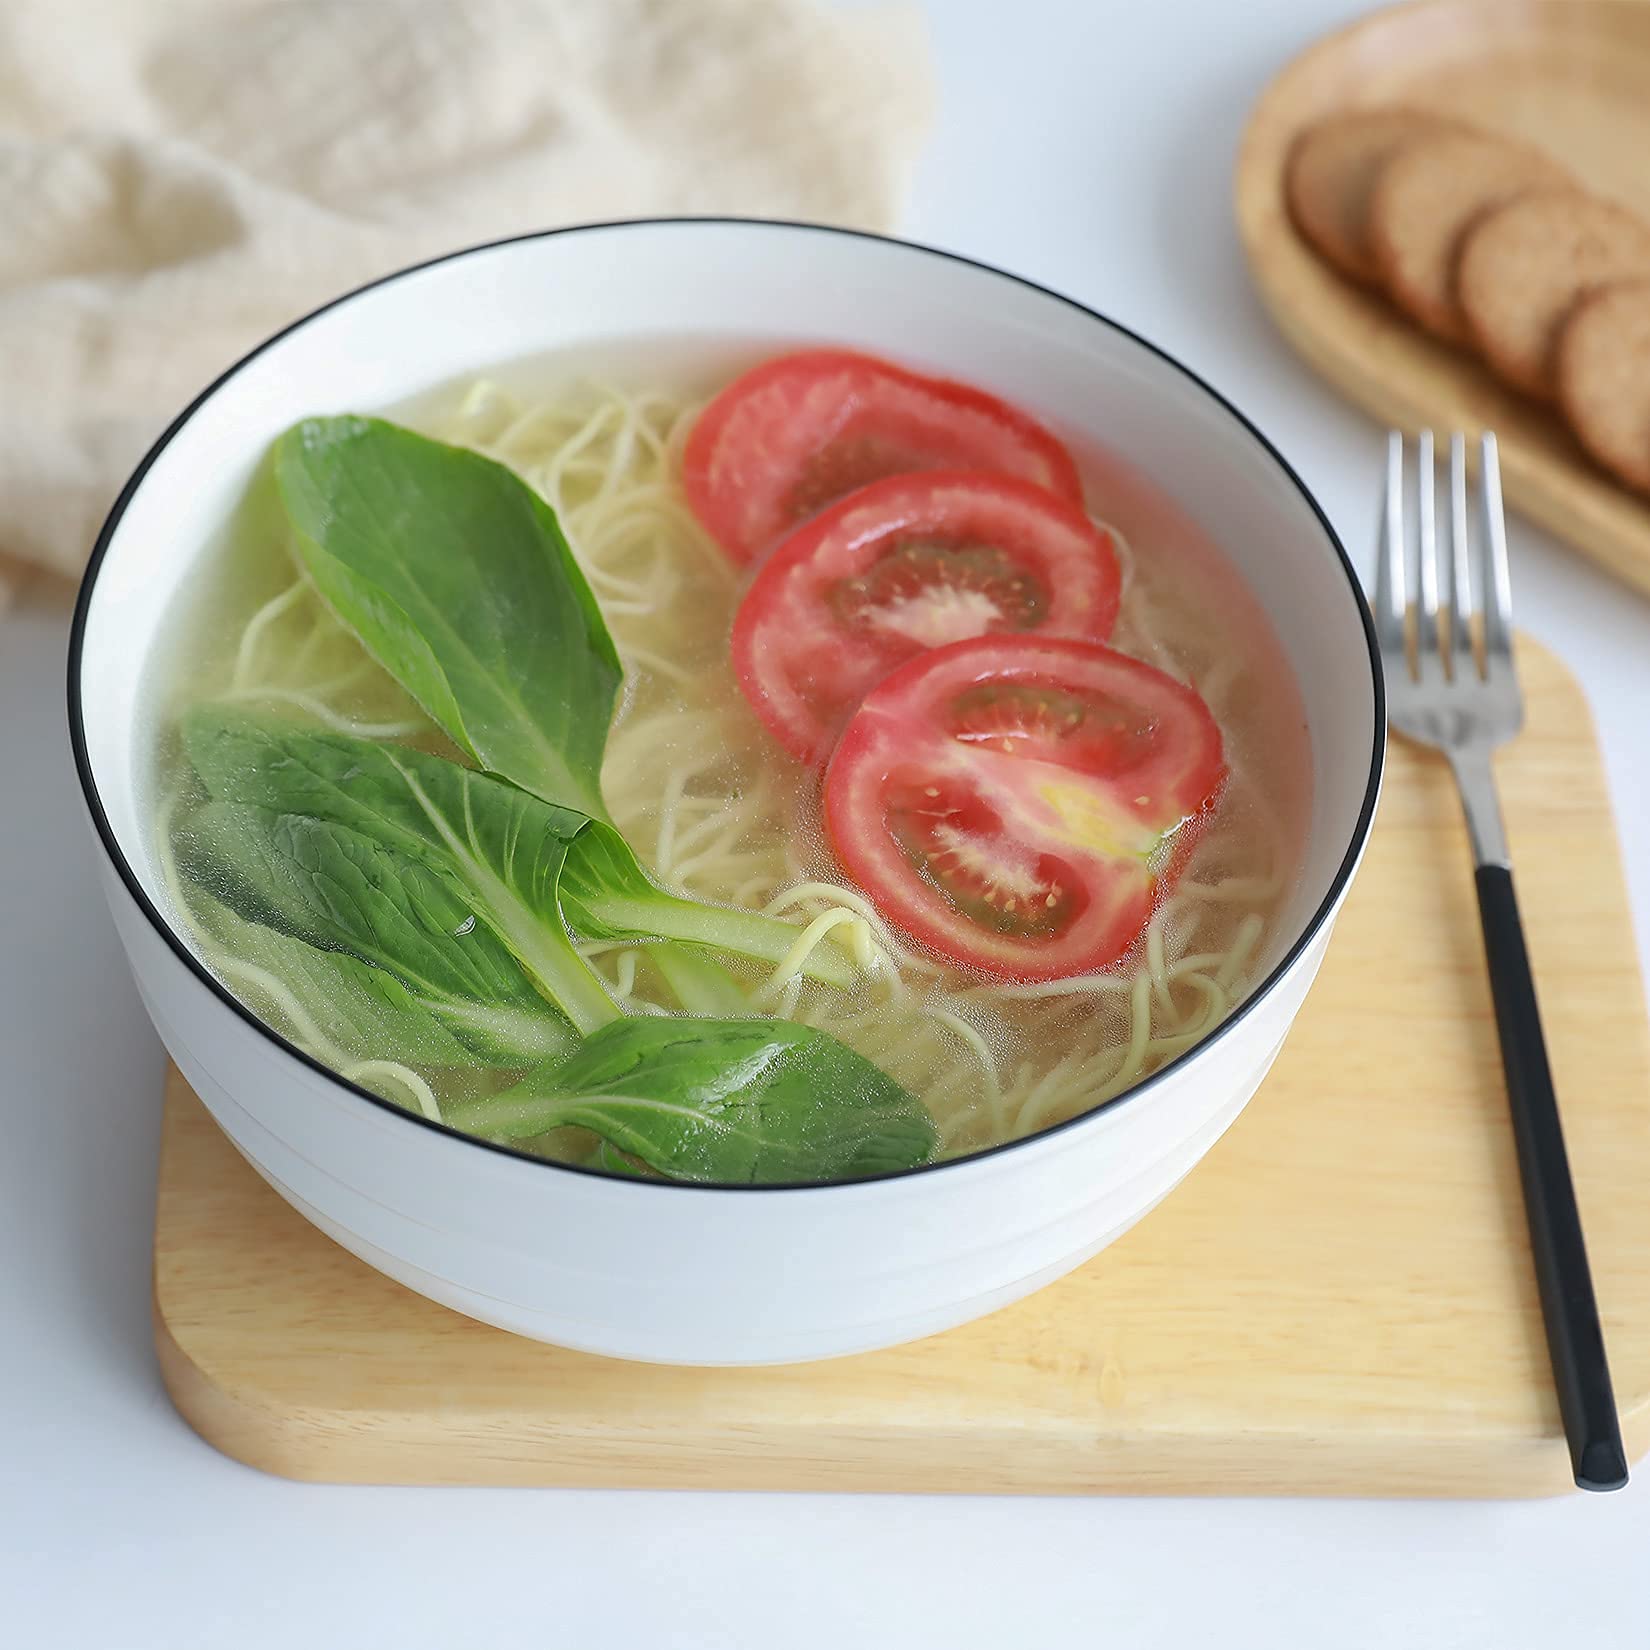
5 1 1649 1642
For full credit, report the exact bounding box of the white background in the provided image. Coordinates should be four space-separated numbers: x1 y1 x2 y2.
4 1 1649 1642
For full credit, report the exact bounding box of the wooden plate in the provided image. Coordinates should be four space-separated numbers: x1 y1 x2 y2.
1236 0 1650 600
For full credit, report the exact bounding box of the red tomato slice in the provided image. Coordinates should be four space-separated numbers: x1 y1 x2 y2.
682 348 1085 564
823 636 1227 981
731 472 1122 764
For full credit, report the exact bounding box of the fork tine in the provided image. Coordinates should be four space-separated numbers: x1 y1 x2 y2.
1447 433 1476 679
1480 432 1514 670
1376 431 1407 660
1415 429 1440 670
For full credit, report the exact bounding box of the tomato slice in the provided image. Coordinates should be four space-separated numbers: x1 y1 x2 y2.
731 472 1122 764
823 636 1227 981
682 349 1085 564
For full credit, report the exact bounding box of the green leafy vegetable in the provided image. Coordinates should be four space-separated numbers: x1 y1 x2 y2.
179 802 575 1065
591 1140 652 1178
649 946 752 1017
182 707 858 995
182 706 619 1033
188 891 489 1069
274 415 621 821
445 1018 938 1184
562 819 859 989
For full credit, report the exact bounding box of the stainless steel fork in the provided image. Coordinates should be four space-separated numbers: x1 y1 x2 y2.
1379 430 1626 1492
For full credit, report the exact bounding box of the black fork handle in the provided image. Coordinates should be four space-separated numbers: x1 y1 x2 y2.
1476 864 1628 1491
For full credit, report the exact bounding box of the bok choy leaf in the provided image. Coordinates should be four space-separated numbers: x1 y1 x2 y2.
446 1017 938 1184
179 801 576 1065
182 708 859 994
561 819 858 989
181 706 620 1033
274 415 621 821
190 889 483 1068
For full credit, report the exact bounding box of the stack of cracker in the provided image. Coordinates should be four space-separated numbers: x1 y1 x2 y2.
1286 108 1650 498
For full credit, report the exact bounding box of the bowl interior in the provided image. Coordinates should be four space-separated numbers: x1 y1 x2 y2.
75 219 1378 1066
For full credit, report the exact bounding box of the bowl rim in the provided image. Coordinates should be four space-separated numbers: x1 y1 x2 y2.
66 215 1385 1194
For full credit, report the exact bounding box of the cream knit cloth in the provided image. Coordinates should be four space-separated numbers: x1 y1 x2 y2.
0 0 931 599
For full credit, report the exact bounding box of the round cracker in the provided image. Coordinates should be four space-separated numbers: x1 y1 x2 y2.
1457 191 1650 398
1369 131 1573 342
1285 108 1460 285
1556 279 1650 495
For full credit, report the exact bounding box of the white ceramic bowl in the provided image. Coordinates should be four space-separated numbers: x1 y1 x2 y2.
71 220 1382 1366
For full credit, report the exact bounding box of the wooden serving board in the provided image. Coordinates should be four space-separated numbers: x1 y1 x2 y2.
1236 0 1650 601
153 637 1650 1496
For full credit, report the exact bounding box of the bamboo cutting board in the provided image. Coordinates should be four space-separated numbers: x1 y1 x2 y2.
153 637 1650 1496
1236 0 1650 601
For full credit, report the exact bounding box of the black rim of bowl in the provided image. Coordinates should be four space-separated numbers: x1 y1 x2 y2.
66 216 1386 1194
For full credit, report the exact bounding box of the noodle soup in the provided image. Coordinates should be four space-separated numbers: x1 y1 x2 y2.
148 342 1309 1180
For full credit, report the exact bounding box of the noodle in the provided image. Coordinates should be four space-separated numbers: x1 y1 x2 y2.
153 369 1295 1156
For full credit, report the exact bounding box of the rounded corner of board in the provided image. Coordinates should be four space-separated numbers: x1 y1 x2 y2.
151 1287 332 1483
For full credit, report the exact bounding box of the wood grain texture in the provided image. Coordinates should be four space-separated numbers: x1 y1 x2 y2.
1236 0 1650 599
152 638 1650 1496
